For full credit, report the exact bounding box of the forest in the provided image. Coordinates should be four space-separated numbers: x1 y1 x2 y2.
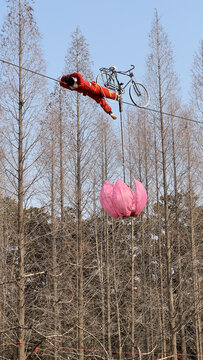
0 1 202 359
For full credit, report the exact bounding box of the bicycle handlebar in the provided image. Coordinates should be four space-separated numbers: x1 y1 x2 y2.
117 65 135 75
99 65 135 76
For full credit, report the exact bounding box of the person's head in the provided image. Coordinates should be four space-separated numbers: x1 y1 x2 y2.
64 75 75 86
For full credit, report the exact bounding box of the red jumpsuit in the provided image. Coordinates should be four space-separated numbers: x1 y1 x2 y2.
60 73 117 114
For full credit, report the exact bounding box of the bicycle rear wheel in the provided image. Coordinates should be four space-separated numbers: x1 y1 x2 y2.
129 82 150 108
96 71 118 92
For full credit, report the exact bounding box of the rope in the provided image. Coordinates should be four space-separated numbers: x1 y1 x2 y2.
122 99 203 125
0 58 60 83
0 58 202 125
118 95 126 182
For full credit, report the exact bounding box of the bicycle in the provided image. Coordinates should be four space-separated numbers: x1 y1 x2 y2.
96 65 150 108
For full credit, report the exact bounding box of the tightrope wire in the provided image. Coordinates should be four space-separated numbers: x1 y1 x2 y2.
122 100 202 125
0 58 202 125
0 58 60 83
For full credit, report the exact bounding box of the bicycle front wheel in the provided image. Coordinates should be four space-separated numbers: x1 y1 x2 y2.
129 82 150 108
96 71 117 92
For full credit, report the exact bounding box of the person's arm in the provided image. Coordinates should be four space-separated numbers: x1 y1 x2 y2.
71 73 92 91
60 72 91 92
69 73 83 85
60 75 70 89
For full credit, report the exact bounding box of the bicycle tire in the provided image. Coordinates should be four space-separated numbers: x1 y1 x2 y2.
129 82 150 108
96 71 118 93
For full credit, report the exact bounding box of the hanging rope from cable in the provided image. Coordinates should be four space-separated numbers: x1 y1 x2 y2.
118 94 126 183
100 88 148 220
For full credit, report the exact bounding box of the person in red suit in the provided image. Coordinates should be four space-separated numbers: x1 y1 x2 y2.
60 72 118 119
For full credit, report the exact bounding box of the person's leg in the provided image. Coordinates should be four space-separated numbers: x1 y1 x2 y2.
89 94 117 119
90 82 117 100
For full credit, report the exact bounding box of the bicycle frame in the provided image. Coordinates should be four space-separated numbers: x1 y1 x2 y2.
99 65 136 95
115 66 144 97
97 65 150 108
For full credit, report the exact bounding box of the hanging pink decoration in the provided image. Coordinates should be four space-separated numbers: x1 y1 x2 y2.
100 178 147 219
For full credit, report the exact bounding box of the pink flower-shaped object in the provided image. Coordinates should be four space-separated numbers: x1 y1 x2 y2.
100 178 147 219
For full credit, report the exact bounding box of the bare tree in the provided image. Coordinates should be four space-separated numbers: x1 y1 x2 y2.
63 27 97 360
190 40 203 120
189 43 203 356
0 0 46 358
146 10 180 359
185 122 202 357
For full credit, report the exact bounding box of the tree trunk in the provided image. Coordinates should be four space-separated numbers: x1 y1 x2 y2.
154 90 167 358
171 117 187 359
59 90 64 226
0 197 6 359
186 129 202 357
17 1 25 358
137 120 149 352
93 171 106 348
144 122 155 356
103 129 112 358
127 113 136 359
106 214 112 358
155 19 177 356
51 131 59 360
131 217 135 358
112 222 122 360
94 209 106 347
159 101 177 359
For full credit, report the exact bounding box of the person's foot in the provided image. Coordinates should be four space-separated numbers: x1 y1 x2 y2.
110 113 117 120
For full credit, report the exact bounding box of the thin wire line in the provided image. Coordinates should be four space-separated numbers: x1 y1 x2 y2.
122 100 203 125
0 58 60 83
0 58 202 125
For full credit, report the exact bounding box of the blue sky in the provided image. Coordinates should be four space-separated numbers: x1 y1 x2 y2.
0 0 202 104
